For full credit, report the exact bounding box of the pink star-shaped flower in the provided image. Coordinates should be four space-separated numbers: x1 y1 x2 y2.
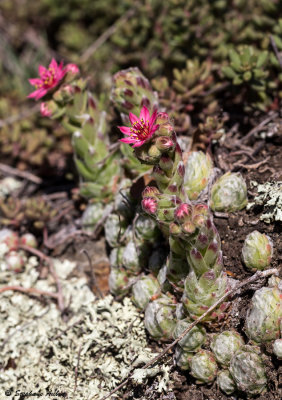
118 106 159 148
28 59 66 100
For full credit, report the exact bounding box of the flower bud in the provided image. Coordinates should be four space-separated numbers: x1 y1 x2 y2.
217 370 236 395
142 186 160 198
229 345 267 395
40 102 53 117
210 330 244 366
190 350 218 384
142 197 158 215
174 203 192 222
155 136 175 152
242 230 273 271
210 172 247 212
65 63 80 75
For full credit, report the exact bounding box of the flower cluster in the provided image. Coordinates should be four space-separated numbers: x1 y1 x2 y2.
28 59 79 117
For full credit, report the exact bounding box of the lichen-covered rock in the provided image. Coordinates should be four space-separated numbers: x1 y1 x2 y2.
273 338 282 360
229 345 267 395
217 370 236 395
144 295 177 340
132 275 160 310
242 230 273 271
210 172 247 212
211 330 244 366
190 350 218 384
173 318 206 352
245 285 282 343
184 151 213 200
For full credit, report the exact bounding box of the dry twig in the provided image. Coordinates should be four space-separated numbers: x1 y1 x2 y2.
0 162 42 184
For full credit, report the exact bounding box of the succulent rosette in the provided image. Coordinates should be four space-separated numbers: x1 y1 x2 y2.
229 345 267 395
245 284 282 343
242 230 273 271
184 151 213 200
210 330 244 366
210 172 247 212
132 275 160 310
144 295 177 340
173 318 206 352
174 345 193 370
273 338 282 359
190 350 218 384
108 267 133 296
217 370 236 395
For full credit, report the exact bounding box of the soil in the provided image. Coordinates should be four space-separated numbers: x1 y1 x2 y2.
1 116 281 400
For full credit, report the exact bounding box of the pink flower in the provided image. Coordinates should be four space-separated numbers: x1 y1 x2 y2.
65 63 80 75
118 106 159 148
40 102 52 117
28 59 66 100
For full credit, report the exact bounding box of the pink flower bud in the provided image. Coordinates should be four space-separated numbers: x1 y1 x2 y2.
155 136 175 151
142 197 158 214
175 203 192 221
65 63 80 75
40 102 52 117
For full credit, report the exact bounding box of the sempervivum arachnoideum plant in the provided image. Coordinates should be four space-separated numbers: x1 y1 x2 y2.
210 171 248 212
229 345 267 396
144 294 177 341
245 278 282 344
189 350 218 384
183 151 213 201
28 59 122 202
210 330 244 366
242 230 273 271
